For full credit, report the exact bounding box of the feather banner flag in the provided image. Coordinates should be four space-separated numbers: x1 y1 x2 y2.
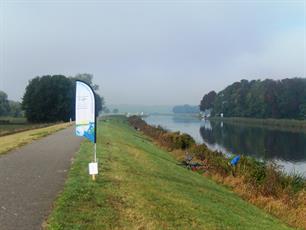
75 81 96 143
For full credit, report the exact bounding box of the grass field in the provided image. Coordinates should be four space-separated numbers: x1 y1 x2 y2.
46 116 292 230
0 122 72 155
0 116 53 136
0 123 54 136
0 116 27 123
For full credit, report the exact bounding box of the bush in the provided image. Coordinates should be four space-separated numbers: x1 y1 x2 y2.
128 116 196 151
288 174 305 193
206 151 231 176
260 163 283 197
175 133 195 150
190 144 209 161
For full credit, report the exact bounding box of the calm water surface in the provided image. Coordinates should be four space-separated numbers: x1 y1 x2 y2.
144 114 306 176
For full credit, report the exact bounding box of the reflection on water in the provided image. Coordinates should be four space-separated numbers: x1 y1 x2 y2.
200 120 306 162
144 115 306 176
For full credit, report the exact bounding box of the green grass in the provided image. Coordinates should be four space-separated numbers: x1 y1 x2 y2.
46 116 292 230
0 116 53 136
0 116 27 123
0 123 51 136
0 122 71 155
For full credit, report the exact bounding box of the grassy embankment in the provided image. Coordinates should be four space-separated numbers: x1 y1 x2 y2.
0 122 71 155
209 117 306 132
128 116 306 229
46 116 292 229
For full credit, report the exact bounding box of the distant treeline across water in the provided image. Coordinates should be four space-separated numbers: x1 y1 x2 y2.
200 78 306 119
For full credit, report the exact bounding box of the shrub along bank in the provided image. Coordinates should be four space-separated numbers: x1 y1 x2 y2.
128 116 306 229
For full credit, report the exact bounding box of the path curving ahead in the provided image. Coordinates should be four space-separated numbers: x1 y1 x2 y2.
0 126 82 230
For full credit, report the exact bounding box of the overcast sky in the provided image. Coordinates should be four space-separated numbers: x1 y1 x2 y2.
0 0 305 105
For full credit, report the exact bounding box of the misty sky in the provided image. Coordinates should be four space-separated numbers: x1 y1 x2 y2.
0 0 305 106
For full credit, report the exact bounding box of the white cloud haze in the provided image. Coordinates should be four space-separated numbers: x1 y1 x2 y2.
0 0 305 105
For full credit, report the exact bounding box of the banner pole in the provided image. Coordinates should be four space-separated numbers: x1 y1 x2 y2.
94 143 97 162
92 132 97 181
92 143 96 181
93 111 97 181
75 80 98 181
92 112 97 181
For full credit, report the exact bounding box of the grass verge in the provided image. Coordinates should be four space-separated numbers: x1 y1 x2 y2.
0 122 72 155
0 116 56 136
0 123 55 136
46 116 292 229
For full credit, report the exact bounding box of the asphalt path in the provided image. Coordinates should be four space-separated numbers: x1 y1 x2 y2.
0 126 82 230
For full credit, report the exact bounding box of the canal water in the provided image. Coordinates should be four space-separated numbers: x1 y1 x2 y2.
144 114 306 176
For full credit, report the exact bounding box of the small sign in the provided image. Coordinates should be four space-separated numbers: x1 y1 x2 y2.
89 162 98 175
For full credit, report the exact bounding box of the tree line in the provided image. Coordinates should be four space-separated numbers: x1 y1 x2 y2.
200 78 306 119
1 74 104 123
0 91 23 117
173 104 199 114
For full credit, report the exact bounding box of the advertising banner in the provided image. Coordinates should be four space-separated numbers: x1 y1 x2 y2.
75 81 96 143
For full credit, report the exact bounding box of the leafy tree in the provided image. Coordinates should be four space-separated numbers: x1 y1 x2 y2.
22 75 74 122
8 100 23 117
173 105 199 113
299 104 306 118
103 107 110 114
200 91 217 111
73 73 99 90
22 74 104 122
0 91 10 116
202 78 306 119
112 108 119 114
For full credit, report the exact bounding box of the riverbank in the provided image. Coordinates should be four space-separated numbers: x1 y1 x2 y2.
129 116 306 229
209 117 306 132
46 116 291 229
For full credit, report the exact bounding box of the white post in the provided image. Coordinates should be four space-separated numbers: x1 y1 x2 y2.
92 143 97 181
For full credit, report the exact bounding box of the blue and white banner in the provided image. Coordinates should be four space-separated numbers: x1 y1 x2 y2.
75 81 96 143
